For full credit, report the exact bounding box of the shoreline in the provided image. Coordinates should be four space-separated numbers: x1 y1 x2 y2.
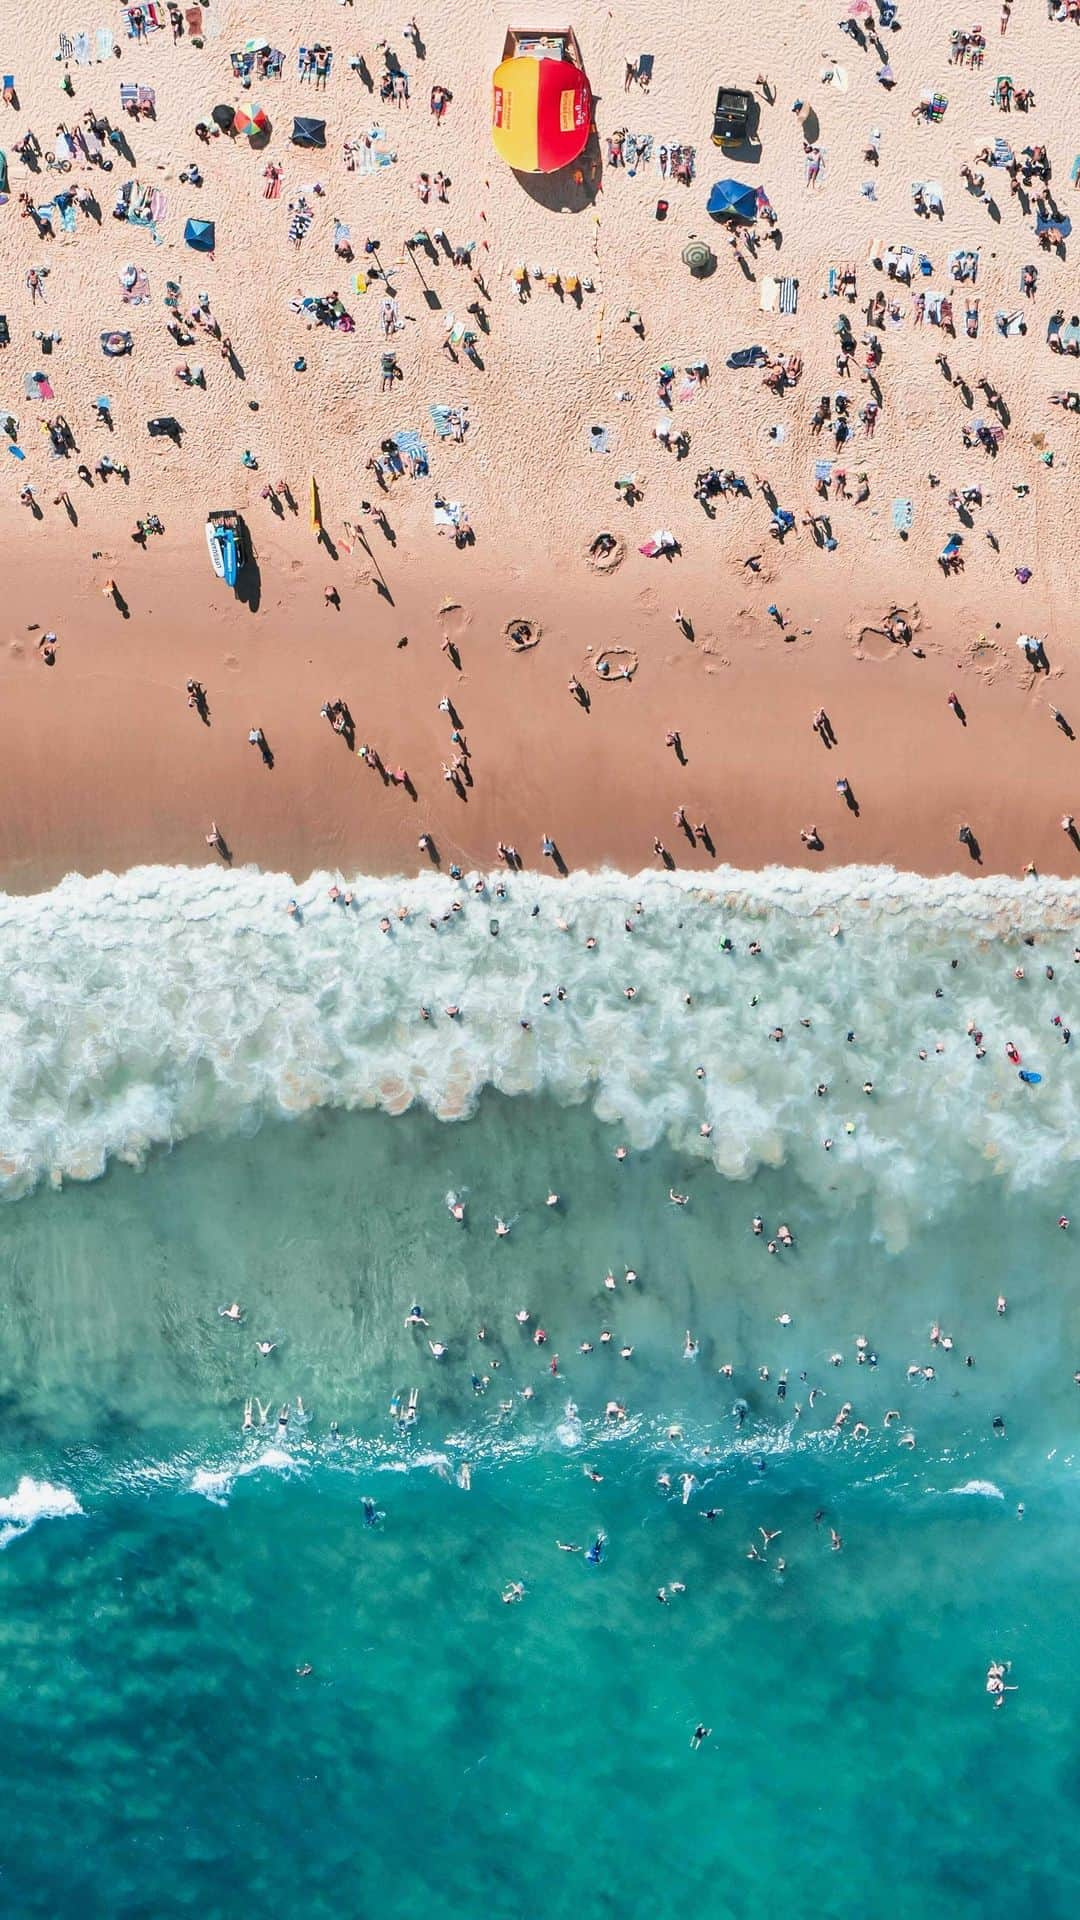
1 536 1078 893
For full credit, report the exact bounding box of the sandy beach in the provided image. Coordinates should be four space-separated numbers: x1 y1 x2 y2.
1 0 1079 888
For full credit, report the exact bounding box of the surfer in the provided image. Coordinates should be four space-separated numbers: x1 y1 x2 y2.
690 1725 711 1749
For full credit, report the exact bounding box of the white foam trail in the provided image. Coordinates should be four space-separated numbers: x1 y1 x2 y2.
947 1479 1005 1499
190 1445 296 1504
3 861 1080 1234
0 1476 84 1547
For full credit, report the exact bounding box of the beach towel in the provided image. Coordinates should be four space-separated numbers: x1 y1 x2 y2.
891 498 914 533
58 32 74 62
96 27 114 60
588 425 610 453
814 460 834 484
758 277 777 312
25 372 54 400
393 429 429 472
59 200 76 234
429 404 467 439
778 276 798 314
434 499 462 529
137 86 156 114
726 345 767 369
185 7 202 37
150 187 166 225
74 32 92 65
120 81 137 111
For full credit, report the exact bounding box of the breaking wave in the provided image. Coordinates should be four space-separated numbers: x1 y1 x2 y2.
3 861 1080 1237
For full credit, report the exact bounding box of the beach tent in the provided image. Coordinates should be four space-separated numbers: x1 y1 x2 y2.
491 48 591 173
291 116 326 147
183 217 215 251
706 178 758 222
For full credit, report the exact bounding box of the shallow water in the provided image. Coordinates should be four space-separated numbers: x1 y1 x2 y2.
1 868 1079 1916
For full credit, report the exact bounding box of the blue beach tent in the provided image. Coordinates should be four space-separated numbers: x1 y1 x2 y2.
706 177 757 222
184 217 215 252
291 116 326 148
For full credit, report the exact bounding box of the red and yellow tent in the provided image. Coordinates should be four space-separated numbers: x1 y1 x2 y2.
491 51 591 173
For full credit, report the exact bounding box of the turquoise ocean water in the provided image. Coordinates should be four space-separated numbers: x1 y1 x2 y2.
1 865 1078 1918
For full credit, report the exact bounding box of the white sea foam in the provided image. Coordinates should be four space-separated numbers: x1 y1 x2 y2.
3 861 1080 1236
190 1445 297 1504
0 1476 84 1548
947 1480 1005 1499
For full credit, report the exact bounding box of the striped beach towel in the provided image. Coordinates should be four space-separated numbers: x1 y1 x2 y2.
58 33 74 62
778 276 799 314
119 82 137 110
394 429 429 471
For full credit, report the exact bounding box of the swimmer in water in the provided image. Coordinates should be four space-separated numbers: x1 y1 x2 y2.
495 1217 511 1237
546 1192 560 1207
680 1473 697 1505
556 1540 582 1553
219 1302 244 1322
277 1403 290 1432
242 1399 254 1431
752 1215 763 1235
428 1340 448 1359
690 1725 711 1750
585 1532 606 1563
256 1399 271 1427
996 1294 1007 1315
446 1191 466 1223
501 1581 526 1604
255 1340 277 1357
362 1497 381 1526
669 1189 689 1206
457 1462 471 1490
683 1331 699 1360
405 1306 429 1328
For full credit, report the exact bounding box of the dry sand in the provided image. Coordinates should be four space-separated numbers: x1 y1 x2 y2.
1 0 1079 890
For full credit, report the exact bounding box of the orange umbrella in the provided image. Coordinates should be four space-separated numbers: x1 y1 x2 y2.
491 54 591 173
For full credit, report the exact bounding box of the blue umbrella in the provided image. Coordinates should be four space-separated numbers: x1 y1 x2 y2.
706 177 757 222
184 217 215 252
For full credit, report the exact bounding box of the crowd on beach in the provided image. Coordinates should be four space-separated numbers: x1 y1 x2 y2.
1 2 1080 877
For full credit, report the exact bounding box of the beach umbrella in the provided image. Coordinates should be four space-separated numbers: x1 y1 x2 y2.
706 177 758 222
491 53 592 173
233 104 269 137
291 116 326 148
242 37 270 53
681 237 715 277
211 103 235 132
848 0 872 14
183 217 215 252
